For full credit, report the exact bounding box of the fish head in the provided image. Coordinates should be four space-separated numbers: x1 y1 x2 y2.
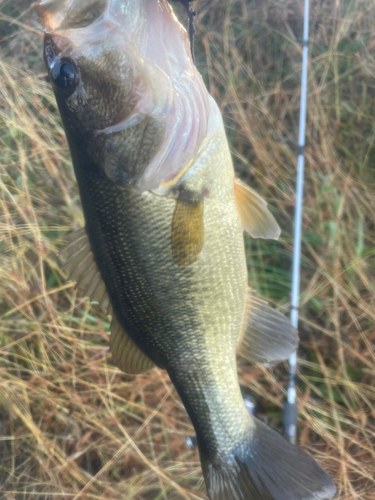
37 0 209 190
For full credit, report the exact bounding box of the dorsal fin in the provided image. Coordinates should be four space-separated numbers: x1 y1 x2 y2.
59 228 112 315
237 289 299 366
234 178 281 240
110 315 155 374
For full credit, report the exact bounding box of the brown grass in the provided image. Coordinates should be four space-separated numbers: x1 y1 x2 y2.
0 0 374 498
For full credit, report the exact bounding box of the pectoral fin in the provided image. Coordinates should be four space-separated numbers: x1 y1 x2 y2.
59 228 112 315
234 178 280 240
171 192 204 266
110 316 155 374
238 289 299 366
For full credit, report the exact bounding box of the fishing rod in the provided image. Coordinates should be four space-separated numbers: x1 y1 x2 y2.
283 0 310 445
171 0 196 63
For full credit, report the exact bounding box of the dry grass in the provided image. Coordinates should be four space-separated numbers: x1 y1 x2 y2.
0 0 374 498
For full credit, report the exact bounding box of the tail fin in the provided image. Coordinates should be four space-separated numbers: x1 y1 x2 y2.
201 418 336 500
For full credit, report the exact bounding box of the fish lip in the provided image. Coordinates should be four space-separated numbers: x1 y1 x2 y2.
37 0 72 32
37 0 109 32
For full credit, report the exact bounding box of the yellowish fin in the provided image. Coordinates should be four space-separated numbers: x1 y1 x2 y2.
234 178 280 239
59 228 112 315
171 191 204 266
238 289 298 366
110 316 155 374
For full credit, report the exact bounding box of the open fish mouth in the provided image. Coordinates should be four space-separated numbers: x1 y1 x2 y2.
37 0 210 192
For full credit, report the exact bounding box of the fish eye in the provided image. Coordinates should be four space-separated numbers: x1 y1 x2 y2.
51 58 79 96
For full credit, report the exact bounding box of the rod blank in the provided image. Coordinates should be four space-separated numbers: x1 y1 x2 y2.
283 0 310 445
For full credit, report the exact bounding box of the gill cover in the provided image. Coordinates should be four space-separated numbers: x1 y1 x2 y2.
37 0 210 192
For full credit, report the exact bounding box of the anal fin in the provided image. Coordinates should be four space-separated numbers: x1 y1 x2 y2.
110 315 155 374
238 289 299 366
59 228 112 315
234 178 281 240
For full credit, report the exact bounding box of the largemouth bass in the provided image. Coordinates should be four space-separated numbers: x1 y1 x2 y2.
37 1 337 498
